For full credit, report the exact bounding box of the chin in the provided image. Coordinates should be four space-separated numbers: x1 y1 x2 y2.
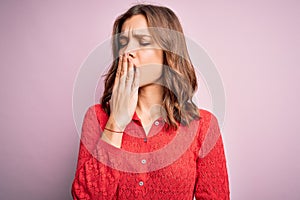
139 79 163 88
137 64 163 87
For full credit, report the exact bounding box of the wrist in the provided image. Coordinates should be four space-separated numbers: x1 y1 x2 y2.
106 116 126 132
104 127 123 133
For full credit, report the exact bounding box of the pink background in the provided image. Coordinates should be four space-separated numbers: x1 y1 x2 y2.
1 0 299 199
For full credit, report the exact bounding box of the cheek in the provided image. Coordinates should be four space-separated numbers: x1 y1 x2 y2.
139 49 163 65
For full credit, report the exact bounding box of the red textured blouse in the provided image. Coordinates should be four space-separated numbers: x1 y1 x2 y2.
71 104 230 199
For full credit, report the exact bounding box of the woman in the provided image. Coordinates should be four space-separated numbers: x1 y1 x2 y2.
72 4 230 200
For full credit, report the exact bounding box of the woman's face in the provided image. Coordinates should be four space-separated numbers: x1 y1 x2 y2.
119 14 164 87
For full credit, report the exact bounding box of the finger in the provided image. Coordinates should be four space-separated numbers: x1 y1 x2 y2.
125 57 134 90
119 53 128 90
116 55 122 79
121 53 128 78
112 55 122 93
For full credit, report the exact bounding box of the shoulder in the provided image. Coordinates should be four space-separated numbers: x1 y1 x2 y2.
197 108 221 141
84 104 109 124
198 108 219 126
85 103 106 114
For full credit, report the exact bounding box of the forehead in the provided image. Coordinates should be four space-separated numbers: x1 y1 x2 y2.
121 14 150 35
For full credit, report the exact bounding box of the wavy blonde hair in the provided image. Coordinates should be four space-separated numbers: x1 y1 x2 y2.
101 4 200 130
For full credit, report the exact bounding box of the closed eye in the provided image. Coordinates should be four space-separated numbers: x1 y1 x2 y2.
118 36 128 47
119 42 127 48
140 42 151 46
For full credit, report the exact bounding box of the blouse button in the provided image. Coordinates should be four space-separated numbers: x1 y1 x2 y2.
141 159 146 164
154 121 159 126
139 181 144 186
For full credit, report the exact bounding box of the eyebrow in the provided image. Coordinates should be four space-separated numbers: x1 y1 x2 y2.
119 33 152 38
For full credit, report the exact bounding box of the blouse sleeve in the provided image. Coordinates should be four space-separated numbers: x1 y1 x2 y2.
71 106 121 200
194 112 230 200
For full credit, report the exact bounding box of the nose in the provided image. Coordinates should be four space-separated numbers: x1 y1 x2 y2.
123 40 137 58
124 47 136 59
128 52 135 59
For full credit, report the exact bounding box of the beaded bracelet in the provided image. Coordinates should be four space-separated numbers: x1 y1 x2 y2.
104 127 123 133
